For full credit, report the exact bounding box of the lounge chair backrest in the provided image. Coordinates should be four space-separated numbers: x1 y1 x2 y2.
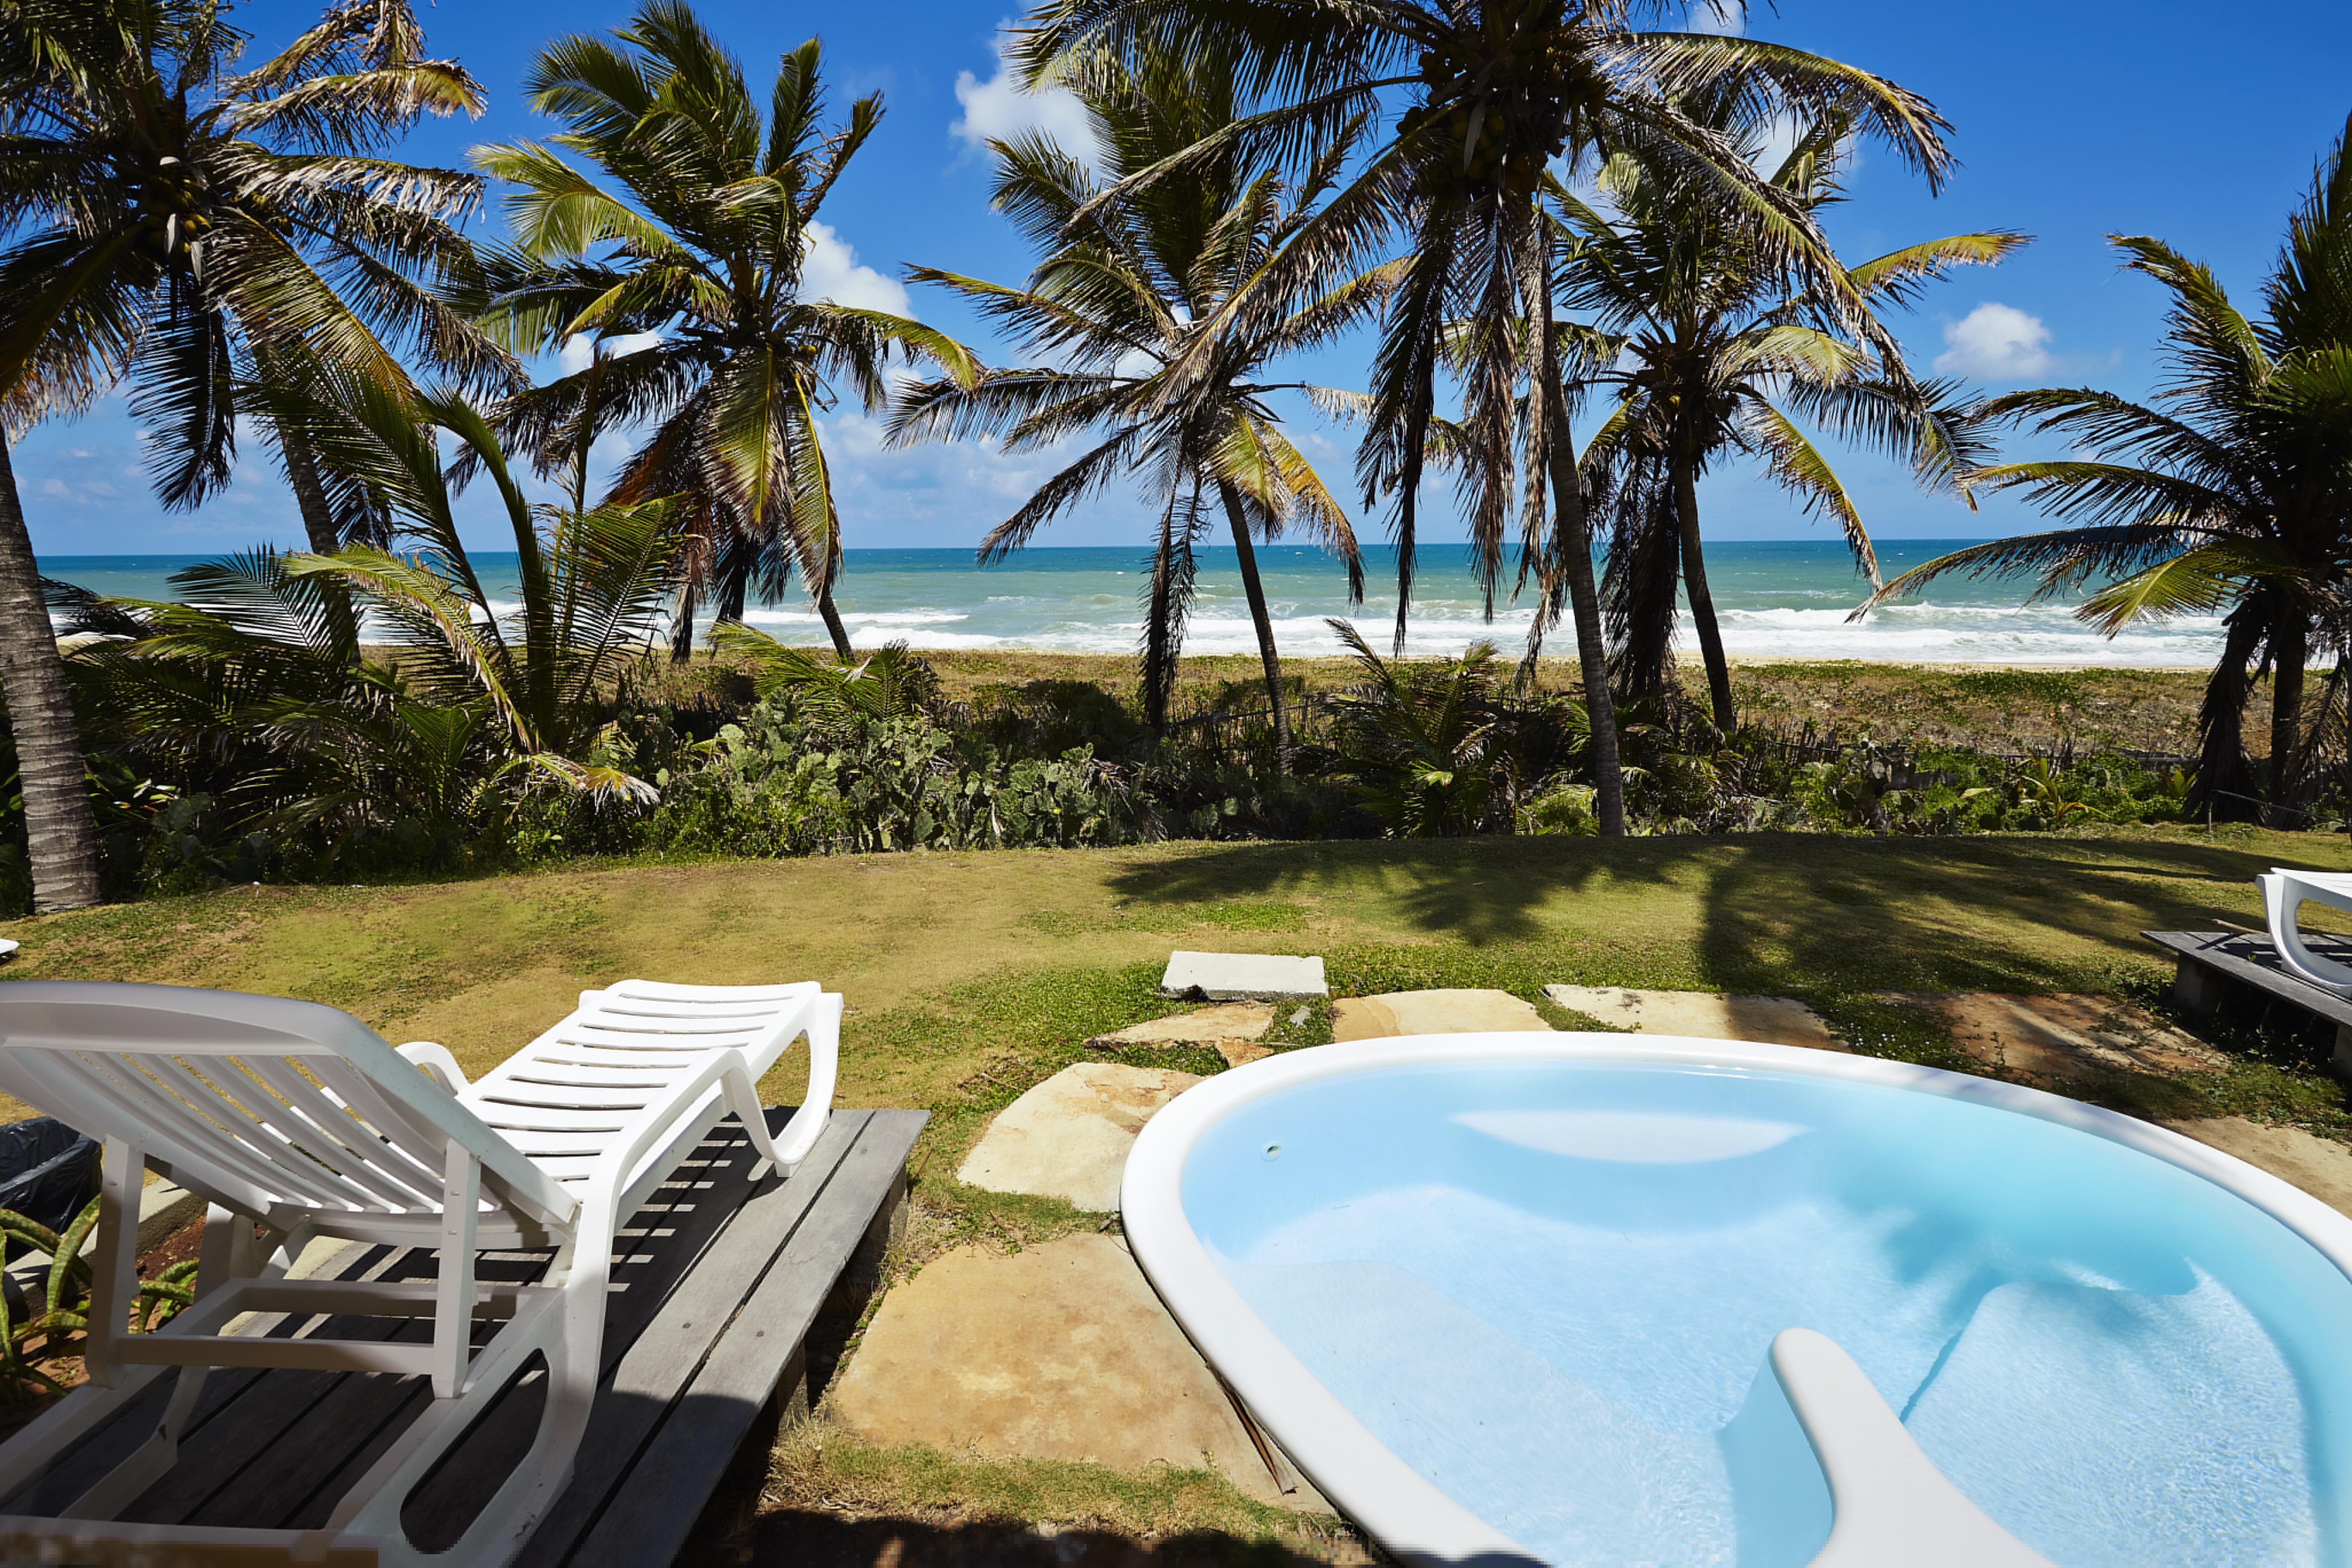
0 981 574 1226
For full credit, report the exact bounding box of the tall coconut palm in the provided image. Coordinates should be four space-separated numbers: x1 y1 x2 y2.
1021 0 1956 835
0 0 498 909
468 2 980 662
887 44 1375 750
1864 117 2352 821
1564 107 2020 730
0 0 508 546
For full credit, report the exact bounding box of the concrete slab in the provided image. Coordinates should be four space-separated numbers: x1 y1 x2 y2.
1088 1001 1274 1050
956 1063 1203 1211
1543 986 1845 1052
2162 1118 2352 1220
1887 992 2228 1083
1331 989 1553 1041
1161 951 1327 1001
831 1234 1318 1508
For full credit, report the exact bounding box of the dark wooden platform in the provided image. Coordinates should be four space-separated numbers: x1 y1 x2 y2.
2 1106 926 1567
2146 928 2352 1070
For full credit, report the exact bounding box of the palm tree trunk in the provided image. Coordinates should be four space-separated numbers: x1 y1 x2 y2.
1542 381 1626 837
278 423 342 554
1672 452 1735 732
1215 482 1292 771
814 577 854 659
668 582 698 664
2190 603 2261 822
0 439 100 911
2269 609 2309 824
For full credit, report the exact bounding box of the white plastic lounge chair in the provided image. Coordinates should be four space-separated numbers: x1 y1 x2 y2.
2259 867 2352 994
0 975 841 1568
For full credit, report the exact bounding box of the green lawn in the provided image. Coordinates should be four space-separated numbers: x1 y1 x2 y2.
10 825 2349 1557
7 822 2346 1121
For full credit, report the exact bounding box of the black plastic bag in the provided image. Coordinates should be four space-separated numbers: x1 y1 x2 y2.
0 1118 98 1237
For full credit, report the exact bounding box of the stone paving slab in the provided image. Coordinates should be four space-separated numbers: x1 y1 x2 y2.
1161 951 1327 1001
1886 992 2227 1083
1331 989 1552 1041
1543 986 1844 1051
830 1234 1322 1510
1088 1001 1274 1050
956 1063 1202 1212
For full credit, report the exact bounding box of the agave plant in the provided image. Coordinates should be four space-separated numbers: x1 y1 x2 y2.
0 1197 195 1402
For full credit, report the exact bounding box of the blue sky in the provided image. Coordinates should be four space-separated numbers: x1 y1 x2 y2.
17 0 2352 557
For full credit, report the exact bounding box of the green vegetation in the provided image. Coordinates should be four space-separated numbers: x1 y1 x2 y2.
760 1421 1346 1560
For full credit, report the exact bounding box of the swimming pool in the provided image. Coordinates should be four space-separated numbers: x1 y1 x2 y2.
1120 1033 2352 1568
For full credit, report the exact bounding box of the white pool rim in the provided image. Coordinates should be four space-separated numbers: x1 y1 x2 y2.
1118 1030 2352 1566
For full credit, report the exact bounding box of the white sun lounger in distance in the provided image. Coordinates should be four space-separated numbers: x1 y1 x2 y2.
0 976 841 1568
2260 867 2352 994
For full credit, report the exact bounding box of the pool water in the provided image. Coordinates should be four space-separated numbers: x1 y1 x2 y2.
1181 1061 2352 1567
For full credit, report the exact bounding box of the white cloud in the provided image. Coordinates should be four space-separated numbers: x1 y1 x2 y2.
556 331 664 376
1687 0 1744 35
1933 302 2054 381
951 24 1098 165
799 221 913 316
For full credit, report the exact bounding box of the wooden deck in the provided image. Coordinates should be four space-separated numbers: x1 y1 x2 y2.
2 1106 926 1567
2146 928 2352 1069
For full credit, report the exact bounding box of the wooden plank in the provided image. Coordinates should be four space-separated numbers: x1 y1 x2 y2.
505 1110 876 1568
262 1113 832 1539
2144 930 2352 1025
1 1241 399 1517
563 1109 927 1568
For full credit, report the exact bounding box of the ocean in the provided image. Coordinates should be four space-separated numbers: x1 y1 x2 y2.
39 540 2221 667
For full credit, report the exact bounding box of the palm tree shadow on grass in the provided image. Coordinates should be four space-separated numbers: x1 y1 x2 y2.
1104 833 2326 986
1690 833 2321 996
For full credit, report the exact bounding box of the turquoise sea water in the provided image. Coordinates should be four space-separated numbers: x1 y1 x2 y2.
41 540 2224 666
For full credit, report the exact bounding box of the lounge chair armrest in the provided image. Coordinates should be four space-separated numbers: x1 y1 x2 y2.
395 1042 470 1094
768 992 842 1171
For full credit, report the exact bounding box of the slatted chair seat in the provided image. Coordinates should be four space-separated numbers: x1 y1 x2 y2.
0 977 840 1568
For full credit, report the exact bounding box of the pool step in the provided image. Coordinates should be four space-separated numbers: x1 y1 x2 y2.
1773 1328 2057 1568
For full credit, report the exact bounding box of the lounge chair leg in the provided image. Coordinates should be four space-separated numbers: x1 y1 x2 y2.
435 1144 481 1400
81 1138 143 1390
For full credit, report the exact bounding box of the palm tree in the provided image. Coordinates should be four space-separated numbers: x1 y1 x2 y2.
0 0 498 908
468 2 978 662
0 0 508 546
1019 0 1956 835
279 372 684 796
886 44 1375 751
1562 108 2019 729
1864 116 2352 821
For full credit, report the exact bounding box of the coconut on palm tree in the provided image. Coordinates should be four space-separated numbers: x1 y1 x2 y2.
1020 0 1957 834
0 0 491 909
887 42 1377 751
468 2 979 661
1562 106 2019 730
1863 116 2352 821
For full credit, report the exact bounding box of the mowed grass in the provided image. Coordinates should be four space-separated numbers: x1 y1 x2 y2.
9 825 2351 1555
5 821 2346 1120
